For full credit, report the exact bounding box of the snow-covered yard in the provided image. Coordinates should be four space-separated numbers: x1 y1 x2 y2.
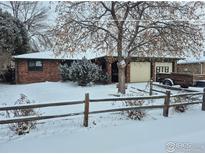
0 81 205 152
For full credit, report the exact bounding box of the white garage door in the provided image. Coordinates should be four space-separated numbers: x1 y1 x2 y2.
130 62 151 82
155 62 173 74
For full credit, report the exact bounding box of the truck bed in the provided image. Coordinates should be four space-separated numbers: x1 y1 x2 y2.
156 72 205 87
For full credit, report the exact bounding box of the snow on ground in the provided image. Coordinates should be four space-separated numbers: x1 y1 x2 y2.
0 107 205 153
0 81 205 152
0 82 151 116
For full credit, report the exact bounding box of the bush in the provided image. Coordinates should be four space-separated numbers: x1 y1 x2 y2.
6 94 39 135
59 63 70 81
3 65 15 83
97 71 111 84
175 105 188 112
60 57 109 86
172 96 188 113
123 99 146 120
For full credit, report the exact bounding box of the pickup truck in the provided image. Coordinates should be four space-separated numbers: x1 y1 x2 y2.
156 72 205 88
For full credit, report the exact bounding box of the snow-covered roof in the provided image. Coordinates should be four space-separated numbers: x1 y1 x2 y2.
13 51 107 60
13 50 182 60
177 56 205 64
106 50 183 59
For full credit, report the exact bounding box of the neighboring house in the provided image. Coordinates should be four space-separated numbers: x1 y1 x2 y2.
177 56 205 74
13 51 181 84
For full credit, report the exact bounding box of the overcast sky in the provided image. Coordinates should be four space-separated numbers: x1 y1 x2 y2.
0 1 58 26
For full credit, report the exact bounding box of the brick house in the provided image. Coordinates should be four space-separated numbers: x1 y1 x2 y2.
13 51 106 84
177 56 205 74
13 51 180 84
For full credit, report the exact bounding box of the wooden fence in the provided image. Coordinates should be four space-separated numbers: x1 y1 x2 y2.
149 80 199 94
0 83 205 127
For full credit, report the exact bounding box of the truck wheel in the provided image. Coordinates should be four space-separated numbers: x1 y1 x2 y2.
163 80 173 86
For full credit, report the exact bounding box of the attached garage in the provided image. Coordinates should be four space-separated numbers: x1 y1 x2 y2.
130 62 151 82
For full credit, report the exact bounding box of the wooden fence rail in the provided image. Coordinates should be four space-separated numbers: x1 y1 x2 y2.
0 112 84 124
152 83 198 92
152 89 167 94
169 101 202 107
89 105 165 115
0 100 84 111
90 95 165 102
0 87 205 127
171 92 204 98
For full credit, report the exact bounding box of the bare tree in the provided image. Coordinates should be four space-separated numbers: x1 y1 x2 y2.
0 1 52 51
53 1 204 93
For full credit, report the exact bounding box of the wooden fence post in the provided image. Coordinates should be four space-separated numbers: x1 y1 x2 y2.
202 88 205 111
163 90 171 117
149 80 153 96
83 93 90 127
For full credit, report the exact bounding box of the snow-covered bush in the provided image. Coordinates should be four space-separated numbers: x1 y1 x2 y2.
175 105 188 112
59 63 70 81
172 96 188 113
3 65 15 83
97 71 111 84
123 99 146 120
6 94 39 135
0 9 30 55
60 57 107 86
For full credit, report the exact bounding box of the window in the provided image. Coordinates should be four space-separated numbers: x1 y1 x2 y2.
156 66 169 73
28 60 43 71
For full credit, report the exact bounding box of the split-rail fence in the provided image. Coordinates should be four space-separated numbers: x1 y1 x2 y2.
0 82 205 127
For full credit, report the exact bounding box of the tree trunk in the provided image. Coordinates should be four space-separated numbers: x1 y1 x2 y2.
117 61 126 94
116 25 126 94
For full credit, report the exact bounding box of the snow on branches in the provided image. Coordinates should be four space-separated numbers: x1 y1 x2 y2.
53 1 204 58
6 94 40 135
60 57 110 86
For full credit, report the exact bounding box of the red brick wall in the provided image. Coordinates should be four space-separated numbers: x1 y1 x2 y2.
15 59 61 84
177 63 202 74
